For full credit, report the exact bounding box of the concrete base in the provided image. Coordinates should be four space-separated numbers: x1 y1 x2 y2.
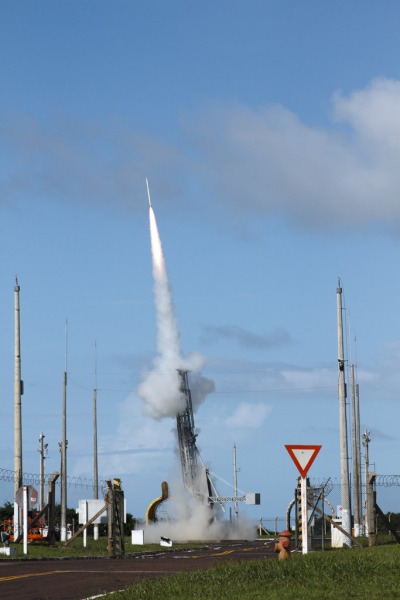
0 547 17 556
131 530 144 545
331 519 345 548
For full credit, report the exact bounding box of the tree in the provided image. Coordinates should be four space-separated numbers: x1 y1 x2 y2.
377 512 400 534
124 512 137 535
0 502 14 523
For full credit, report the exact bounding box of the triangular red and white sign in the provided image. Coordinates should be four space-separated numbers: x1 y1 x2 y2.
285 445 322 478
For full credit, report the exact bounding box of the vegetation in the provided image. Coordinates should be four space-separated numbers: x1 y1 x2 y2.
1 499 400 598
102 545 400 600
0 501 13 522
376 511 400 533
0 536 200 559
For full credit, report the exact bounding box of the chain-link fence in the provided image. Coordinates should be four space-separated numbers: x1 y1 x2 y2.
0 467 107 535
259 475 400 548
2 468 399 546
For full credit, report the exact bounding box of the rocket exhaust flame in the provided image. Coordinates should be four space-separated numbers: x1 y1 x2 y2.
149 207 166 279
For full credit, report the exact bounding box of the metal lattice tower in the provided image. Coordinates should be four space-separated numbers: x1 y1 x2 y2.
176 370 211 505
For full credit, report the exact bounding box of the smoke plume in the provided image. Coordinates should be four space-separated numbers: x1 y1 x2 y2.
137 200 213 419
143 476 256 543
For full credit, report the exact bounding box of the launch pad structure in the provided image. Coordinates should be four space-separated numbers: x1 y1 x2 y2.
146 370 260 522
176 370 260 511
176 370 216 507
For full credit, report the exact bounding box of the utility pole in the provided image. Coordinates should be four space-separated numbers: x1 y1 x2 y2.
14 276 23 539
60 321 68 542
363 429 376 546
38 432 48 511
93 342 99 541
336 279 351 545
233 444 238 527
350 365 361 536
355 382 362 533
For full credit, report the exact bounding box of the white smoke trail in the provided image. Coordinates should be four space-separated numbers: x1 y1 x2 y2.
148 207 181 365
138 198 214 419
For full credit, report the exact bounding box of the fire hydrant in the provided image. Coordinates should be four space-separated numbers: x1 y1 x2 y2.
274 529 292 560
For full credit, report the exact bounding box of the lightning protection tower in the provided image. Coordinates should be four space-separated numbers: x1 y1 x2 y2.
337 279 351 546
176 370 213 506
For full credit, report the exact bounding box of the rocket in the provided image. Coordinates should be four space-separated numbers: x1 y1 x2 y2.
146 178 152 208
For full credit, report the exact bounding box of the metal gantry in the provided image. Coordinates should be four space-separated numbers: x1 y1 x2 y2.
175 370 257 515
176 370 212 505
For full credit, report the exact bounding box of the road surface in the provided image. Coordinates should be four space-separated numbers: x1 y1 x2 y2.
0 540 276 600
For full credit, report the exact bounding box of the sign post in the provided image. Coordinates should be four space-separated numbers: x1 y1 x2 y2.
15 485 39 555
285 445 322 555
23 486 28 555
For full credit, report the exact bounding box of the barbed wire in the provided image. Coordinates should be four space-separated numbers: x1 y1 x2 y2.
311 475 400 488
375 475 400 487
0 467 106 489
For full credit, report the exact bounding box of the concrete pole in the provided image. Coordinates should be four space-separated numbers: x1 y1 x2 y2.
93 387 98 499
363 430 376 545
38 432 47 511
355 383 363 533
60 320 68 541
336 279 351 545
14 277 23 539
93 345 99 540
60 369 68 542
350 365 361 536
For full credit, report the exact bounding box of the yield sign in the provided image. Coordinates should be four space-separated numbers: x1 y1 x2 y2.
285 445 322 478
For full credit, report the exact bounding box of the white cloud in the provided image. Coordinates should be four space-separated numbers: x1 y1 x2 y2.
280 367 336 391
225 402 271 428
183 78 400 229
201 324 292 349
4 78 400 231
333 79 400 143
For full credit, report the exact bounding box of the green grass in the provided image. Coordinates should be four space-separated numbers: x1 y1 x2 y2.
103 545 400 600
4 537 400 599
0 537 196 559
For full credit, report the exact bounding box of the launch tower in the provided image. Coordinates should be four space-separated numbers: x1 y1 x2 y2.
176 370 213 506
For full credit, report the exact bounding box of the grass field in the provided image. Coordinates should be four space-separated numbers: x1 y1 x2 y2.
102 544 400 600
2 537 400 599
0 537 192 559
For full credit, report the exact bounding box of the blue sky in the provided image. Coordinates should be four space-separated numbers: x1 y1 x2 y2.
2 1 400 520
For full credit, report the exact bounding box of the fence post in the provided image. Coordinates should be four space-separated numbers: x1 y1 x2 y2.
366 473 376 546
47 471 60 546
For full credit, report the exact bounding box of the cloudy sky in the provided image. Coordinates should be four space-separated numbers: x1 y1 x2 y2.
1 1 400 519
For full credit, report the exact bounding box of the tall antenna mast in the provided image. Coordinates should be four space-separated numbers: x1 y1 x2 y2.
60 319 68 542
14 276 23 538
93 341 99 540
337 278 351 545
94 341 98 499
350 364 361 536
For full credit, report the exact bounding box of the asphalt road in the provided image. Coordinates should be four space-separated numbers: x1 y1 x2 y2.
0 540 276 600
